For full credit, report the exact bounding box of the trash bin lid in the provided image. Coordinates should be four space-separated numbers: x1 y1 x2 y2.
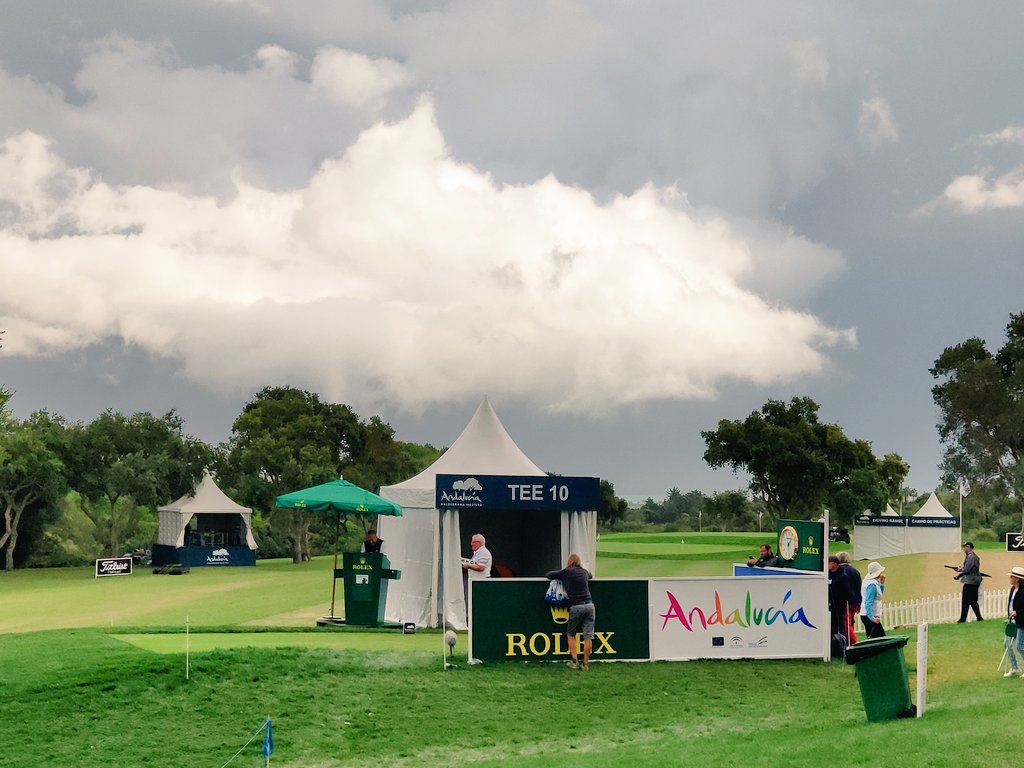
844 635 909 664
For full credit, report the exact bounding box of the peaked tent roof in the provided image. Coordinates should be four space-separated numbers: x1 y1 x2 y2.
381 397 544 507
883 504 900 516
159 470 251 515
913 492 953 517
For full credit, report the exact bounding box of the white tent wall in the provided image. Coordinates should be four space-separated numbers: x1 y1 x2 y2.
375 506 436 627
157 509 195 548
566 510 598 571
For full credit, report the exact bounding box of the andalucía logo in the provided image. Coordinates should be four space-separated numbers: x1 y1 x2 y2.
659 589 816 632
207 548 230 564
439 477 483 506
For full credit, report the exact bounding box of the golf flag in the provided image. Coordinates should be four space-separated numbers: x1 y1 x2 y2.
263 716 273 757
959 477 971 497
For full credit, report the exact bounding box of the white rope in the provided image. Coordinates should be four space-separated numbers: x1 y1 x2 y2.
218 721 267 768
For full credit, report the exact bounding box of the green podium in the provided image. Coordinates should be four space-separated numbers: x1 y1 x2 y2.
333 551 401 626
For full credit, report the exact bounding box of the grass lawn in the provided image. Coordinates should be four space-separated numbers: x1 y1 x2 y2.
2 533 1020 767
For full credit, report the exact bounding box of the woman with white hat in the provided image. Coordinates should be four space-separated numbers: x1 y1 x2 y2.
859 561 886 639
1003 566 1024 677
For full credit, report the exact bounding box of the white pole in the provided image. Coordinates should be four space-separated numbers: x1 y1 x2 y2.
186 615 190 681
916 622 928 717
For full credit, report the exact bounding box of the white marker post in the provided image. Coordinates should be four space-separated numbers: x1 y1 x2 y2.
186 615 190 681
916 622 928 717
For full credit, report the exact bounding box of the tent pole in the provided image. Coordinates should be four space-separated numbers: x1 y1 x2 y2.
330 513 340 618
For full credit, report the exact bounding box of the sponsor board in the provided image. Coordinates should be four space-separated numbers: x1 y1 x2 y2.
1007 533 1024 552
776 519 825 572
95 557 133 578
650 576 828 661
435 474 601 512
469 579 650 662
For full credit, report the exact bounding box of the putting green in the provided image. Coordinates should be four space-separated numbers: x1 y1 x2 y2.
113 631 449 654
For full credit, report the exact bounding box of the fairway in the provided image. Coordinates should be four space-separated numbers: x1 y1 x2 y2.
3 534 1022 767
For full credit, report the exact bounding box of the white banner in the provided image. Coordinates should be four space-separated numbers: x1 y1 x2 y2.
649 576 828 660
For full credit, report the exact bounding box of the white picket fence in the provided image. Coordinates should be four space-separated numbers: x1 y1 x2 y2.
881 588 1010 629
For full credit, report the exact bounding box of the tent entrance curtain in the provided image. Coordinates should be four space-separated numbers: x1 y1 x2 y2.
439 509 465 629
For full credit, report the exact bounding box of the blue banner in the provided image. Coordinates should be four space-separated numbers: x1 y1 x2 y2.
856 515 960 528
435 474 601 511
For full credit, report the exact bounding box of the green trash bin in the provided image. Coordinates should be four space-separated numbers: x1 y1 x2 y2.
844 635 916 722
336 552 401 626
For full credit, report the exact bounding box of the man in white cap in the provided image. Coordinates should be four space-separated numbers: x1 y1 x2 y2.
859 561 886 639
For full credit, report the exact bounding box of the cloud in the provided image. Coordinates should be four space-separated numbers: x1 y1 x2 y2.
310 46 409 112
0 34 388 194
975 124 1024 146
0 98 854 415
925 166 1024 214
857 96 898 148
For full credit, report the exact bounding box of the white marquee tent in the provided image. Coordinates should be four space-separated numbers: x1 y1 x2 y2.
153 471 257 566
376 397 597 629
853 494 960 559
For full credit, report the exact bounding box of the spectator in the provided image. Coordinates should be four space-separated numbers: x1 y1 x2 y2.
747 544 780 568
546 554 595 670
859 561 886 639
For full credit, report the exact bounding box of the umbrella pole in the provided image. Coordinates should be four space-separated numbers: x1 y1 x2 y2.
329 514 340 618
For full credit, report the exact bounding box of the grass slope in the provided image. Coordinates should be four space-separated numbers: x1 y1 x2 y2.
0 623 1016 768
3 534 1021 767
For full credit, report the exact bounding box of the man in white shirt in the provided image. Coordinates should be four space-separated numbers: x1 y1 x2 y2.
463 533 492 580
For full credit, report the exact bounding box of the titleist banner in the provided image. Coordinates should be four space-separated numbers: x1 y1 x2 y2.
95 557 133 578
1007 533 1024 552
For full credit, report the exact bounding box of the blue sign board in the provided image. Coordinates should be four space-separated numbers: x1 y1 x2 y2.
856 515 960 528
435 474 601 511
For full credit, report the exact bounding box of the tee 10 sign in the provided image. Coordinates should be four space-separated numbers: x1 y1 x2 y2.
435 474 601 511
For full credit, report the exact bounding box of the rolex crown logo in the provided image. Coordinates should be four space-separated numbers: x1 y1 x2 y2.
549 605 569 624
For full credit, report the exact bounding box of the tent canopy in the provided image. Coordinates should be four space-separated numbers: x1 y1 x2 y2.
156 470 257 550
377 397 597 629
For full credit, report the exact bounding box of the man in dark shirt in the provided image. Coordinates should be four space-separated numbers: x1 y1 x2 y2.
747 544 780 568
955 541 983 623
361 529 383 553
546 554 594 670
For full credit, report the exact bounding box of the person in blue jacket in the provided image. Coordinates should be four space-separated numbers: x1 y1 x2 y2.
859 561 886 639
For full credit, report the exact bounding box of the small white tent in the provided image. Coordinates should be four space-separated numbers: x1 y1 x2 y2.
153 471 257 566
853 504 905 560
906 493 961 554
377 397 598 629
853 495 961 559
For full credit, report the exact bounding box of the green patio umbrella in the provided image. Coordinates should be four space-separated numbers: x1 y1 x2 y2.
275 479 402 618
275 479 403 517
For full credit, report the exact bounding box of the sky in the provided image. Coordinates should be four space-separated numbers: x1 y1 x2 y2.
1 1 1023 501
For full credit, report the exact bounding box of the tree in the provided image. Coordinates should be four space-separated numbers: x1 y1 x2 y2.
0 412 67 570
703 490 755 532
63 410 210 555
220 386 419 563
597 479 628 528
702 396 900 525
931 312 1024 531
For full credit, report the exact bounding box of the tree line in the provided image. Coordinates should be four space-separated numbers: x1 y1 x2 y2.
4 310 1023 567
0 386 445 569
